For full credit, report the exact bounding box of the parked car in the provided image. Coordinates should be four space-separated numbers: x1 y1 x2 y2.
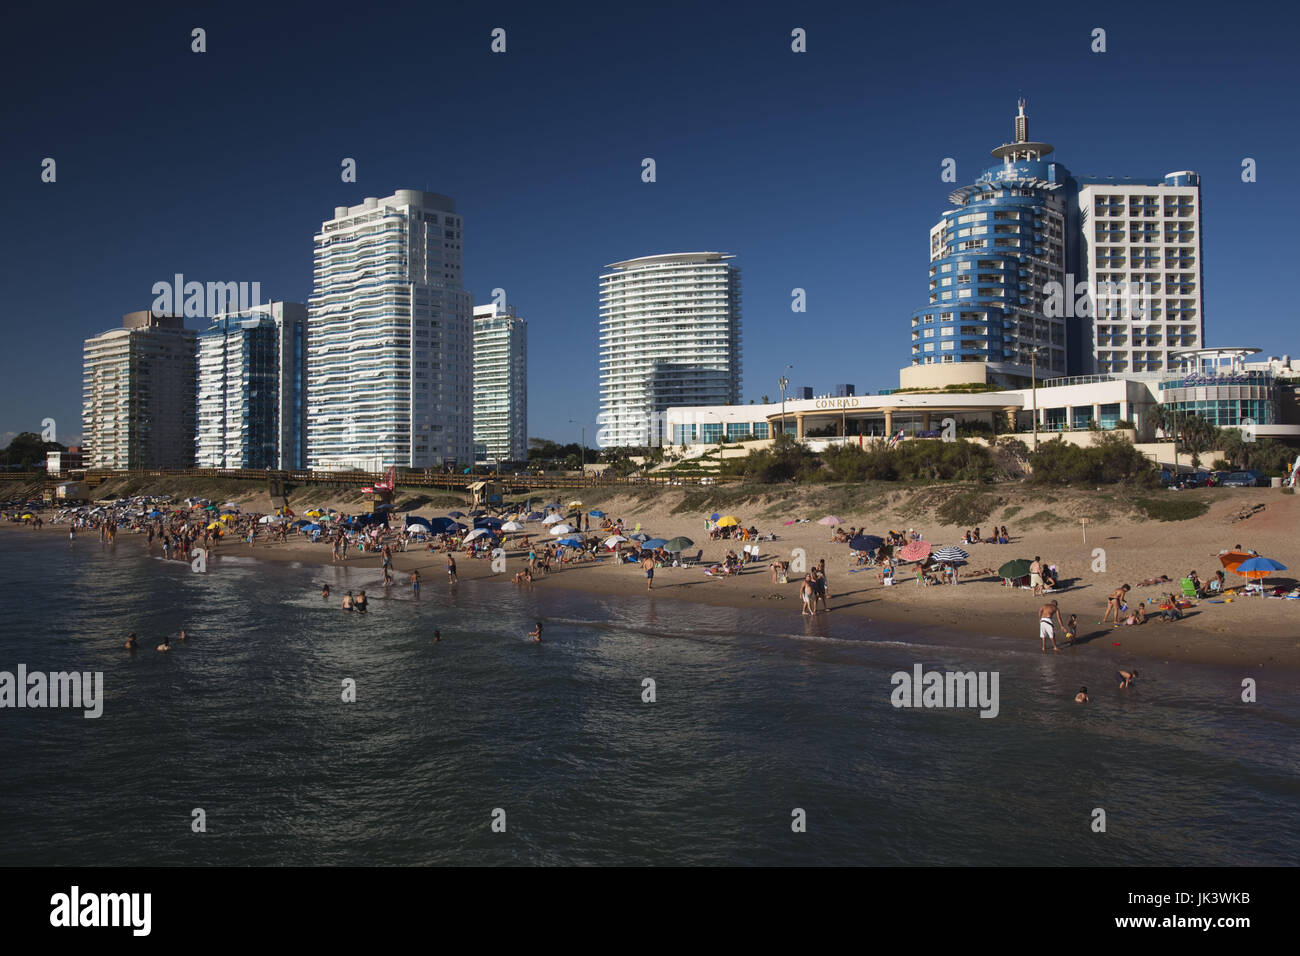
1220 471 1265 487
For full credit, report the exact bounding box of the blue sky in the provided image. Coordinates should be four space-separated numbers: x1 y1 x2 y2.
2 0 1296 446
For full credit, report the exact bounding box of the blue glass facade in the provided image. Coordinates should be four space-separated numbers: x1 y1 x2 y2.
911 102 1069 383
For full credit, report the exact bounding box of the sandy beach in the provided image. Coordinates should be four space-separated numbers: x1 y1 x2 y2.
13 483 1298 672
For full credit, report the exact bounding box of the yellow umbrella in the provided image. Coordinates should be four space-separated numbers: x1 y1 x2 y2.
20 513 34 519
206 521 223 530
219 513 236 523
306 510 323 517
567 500 583 509
717 516 740 527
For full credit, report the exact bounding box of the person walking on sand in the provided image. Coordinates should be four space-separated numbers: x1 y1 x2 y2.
1038 599 1064 653
1101 584 1130 624
642 554 656 590
1029 556 1044 597
800 575 815 616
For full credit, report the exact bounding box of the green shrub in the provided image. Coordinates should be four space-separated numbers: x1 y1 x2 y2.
1134 497 1209 521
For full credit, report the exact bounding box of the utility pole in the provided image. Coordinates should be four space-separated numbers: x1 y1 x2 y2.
778 364 792 437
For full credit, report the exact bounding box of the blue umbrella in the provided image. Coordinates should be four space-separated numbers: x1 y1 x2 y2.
543 502 560 510
558 536 583 547
589 509 606 518
629 532 650 541
642 538 668 549
527 511 545 521
302 523 322 532
849 534 883 552
1235 556 1287 580
474 516 503 530
710 512 721 521
447 511 464 518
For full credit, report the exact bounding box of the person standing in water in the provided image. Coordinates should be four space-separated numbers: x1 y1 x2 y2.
433 629 441 643
529 621 543 643
410 569 421 596
342 590 354 611
446 555 458 584
354 590 368 613
1117 669 1140 689
1038 599 1064 653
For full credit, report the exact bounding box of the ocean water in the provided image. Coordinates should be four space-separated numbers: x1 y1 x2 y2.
1 530 1296 866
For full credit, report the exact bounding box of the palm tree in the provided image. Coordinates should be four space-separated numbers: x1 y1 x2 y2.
1152 404 1184 472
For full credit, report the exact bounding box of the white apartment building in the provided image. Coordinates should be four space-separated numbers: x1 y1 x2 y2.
195 302 306 469
307 190 473 471
598 252 742 447
82 311 196 470
472 302 527 464
1075 173 1204 375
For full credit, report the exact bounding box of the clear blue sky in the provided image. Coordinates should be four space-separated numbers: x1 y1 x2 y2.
2 0 1296 446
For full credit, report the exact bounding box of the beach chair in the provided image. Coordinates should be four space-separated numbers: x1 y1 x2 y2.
686 549 703 566
1179 577 1199 599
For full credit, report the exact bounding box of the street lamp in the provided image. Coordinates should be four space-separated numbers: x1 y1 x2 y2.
778 364 792 437
1030 346 1042 452
568 419 586 473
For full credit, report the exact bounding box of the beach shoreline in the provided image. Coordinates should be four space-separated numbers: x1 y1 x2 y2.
9 489 1298 672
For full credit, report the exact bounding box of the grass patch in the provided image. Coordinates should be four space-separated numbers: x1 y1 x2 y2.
1000 505 1022 521
934 490 999 527
1021 510 1060 529
1134 497 1210 522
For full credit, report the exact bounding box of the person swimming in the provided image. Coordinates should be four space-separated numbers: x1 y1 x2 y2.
342 590 354 611
1075 686 1090 703
355 590 368 613
433 629 441 643
124 632 137 650
321 584 331 599
179 629 188 641
157 634 171 652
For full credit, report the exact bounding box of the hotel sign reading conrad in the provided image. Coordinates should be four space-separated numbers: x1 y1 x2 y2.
814 397 862 409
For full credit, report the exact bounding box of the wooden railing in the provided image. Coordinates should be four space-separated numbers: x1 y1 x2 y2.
73 468 740 490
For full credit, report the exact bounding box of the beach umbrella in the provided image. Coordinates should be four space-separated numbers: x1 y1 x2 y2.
642 538 668 549
717 516 740 527
542 513 564 525
589 509 606 518
206 521 224 530
709 512 721 521
447 511 465 518
543 502 560 510
664 536 694 552
1218 550 1254 574
604 535 627 548
474 516 503 530
302 523 322 532
558 537 583 547
1234 556 1287 580
899 540 932 563
818 515 844 526
998 558 1033 580
567 500 583 509
629 532 650 541
933 546 969 563
147 510 163 517
550 524 575 535
464 528 489 542
848 534 883 552
501 520 525 532
258 515 279 524
406 521 432 534
526 511 544 521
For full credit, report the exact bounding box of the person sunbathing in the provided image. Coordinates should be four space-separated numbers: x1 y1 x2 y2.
1137 574 1171 587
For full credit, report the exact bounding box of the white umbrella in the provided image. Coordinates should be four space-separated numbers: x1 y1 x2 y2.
550 524 575 535
501 520 525 532
542 513 564 525
603 535 627 548
463 528 489 542
258 514 280 524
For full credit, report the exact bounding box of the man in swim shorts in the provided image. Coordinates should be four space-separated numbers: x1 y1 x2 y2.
1038 599 1064 653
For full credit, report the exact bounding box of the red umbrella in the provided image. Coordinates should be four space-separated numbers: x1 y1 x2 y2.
899 540 932 563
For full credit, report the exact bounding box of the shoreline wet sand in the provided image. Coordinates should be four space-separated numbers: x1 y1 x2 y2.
10 489 1299 673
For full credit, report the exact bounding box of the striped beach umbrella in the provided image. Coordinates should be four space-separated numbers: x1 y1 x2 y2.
933 546 969 563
